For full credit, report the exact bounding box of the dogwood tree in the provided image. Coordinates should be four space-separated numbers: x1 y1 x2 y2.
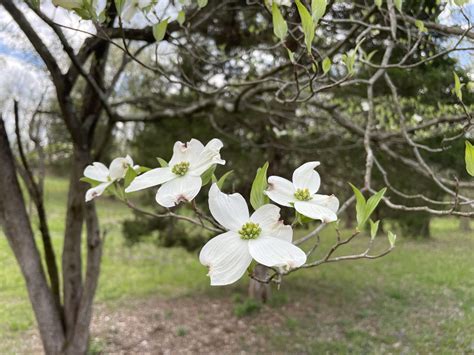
0 0 472 353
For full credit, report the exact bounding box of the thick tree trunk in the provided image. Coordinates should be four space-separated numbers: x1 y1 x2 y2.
0 118 65 353
62 148 91 344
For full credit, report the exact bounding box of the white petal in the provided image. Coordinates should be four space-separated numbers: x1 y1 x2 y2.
109 157 131 180
125 155 134 167
313 194 339 213
188 138 225 176
169 139 205 167
294 200 338 223
83 162 109 182
248 236 306 270
208 183 249 231
292 161 321 194
155 175 202 208
265 176 296 207
125 167 174 193
85 182 112 202
250 204 292 242
199 231 252 286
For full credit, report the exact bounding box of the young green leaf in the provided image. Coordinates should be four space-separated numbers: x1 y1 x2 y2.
374 0 382 8
453 71 464 101
465 141 474 177
153 19 169 42
197 0 208 8
250 162 270 210
177 10 186 26
272 2 288 41
135 166 151 174
311 0 327 22
349 183 366 227
388 231 397 247
364 187 387 225
124 167 137 189
115 0 125 14
322 57 331 74
217 170 234 189
394 0 403 12
287 48 295 63
156 157 168 167
295 0 315 54
415 19 427 33
80 177 102 187
201 165 216 186
369 219 380 240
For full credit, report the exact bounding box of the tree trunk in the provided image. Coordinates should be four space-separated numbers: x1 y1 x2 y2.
0 117 65 353
248 264 272 303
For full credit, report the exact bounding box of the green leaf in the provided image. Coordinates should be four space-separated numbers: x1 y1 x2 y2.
295 0 315 54
349 183 366 227
197 0 208 8
415 19 427 33
80 177 102 187
156 157 168 167
124 167 137 189
153 19 168 42
369 219 380 240
388 231 397 247
135 166 151 174
287 48 295 63
465 141 474 177
311 0 327 22
217 170 234 189
322 57 331 74
296 211 314 224
272 2 288 41
250 162 270 210
453 71 464 101
374 0 382 8
454 0 469 5
115 0 125 14
201 165 216 186
365 187 387 225
394 0 403 12
177 10 186 26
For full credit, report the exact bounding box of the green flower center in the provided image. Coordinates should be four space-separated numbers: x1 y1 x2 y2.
172 161 190 176
238 222 262 240
294 188 311 201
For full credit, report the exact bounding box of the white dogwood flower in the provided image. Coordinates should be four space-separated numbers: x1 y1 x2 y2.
199 184 307 286
84 155 134 202
125 138 225 208
265 162 339 223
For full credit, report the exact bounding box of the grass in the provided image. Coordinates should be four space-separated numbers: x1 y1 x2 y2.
0 176 473 353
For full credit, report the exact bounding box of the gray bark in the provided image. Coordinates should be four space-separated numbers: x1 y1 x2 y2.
0 117 66 354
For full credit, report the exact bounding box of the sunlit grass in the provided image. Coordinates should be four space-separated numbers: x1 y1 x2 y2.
0 176 473 353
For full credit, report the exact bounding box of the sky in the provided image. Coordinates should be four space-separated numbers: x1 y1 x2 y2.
0 0 472 124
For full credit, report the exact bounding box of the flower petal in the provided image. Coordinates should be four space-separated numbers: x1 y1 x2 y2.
199 231 252 286
208 183 249 231
85 181 112 202
169 139 205 167
294 200 338 223
250 204 292 242
83 162 109 182
155 175 202 208
125 167 175 193
292 161 321 194
313 194 339 213
265 176 296 207
109 157 131 180
248 236 306 270
189 138 225 176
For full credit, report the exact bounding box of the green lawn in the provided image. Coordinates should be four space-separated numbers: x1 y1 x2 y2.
0 176 473 353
